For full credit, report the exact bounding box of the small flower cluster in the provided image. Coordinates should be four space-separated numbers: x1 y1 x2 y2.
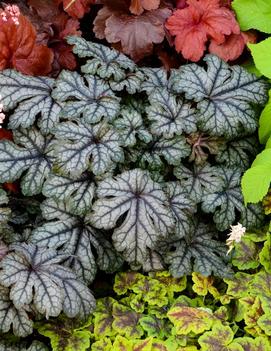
226 222 246 254
0 95 5 128
0 5 20 25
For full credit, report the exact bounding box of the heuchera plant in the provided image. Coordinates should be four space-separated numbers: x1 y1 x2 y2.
0 37 268 338
29 229 271 350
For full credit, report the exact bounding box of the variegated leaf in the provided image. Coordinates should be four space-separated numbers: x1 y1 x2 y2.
52 70 120 124
0 69 61 134
90 169 175 266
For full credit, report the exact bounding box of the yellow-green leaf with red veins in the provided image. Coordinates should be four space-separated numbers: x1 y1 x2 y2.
225 272 252 298
167 306 214 335
235 296 257 323
257 314 271 336
198 324 243 351
91 338 112 351
250 271 271 312
132 277 168 307
114 272 145 295
234 336 271 351
93 297 116 338
149 271 187 300
244 297 264 329
192 272 220 298
133 337 153 351
112 302 144 339
112 335 133 351
232 236 260 270
259 234 271 273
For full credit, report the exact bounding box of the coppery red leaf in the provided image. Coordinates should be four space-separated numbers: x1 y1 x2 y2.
58 0 94 18
166 0 240 61
129 0 160 15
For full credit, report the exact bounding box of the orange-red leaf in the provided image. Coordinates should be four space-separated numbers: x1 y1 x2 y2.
166 0 240 61
0 12 53 75
59 0 94 18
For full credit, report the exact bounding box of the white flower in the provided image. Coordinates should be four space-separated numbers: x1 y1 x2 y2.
0 100 5 128
226 222 246 254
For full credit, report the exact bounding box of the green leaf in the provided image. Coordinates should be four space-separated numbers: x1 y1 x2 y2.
232 236 260 270
172 55 268 138
225 272 252 298
164 221 232 278
114 108 152 147
0 284 33 337
43 173 95 216
251 271 271 312
53 120 123 176
242 165 271 204
198 324 243 351
174 163 222 203
90 169 174 267
139 316 171 339
259 234 271 273
67 36 136 81
202 167 264 231
112 302 144 339
232 0 271 33
0 243 95 319
37 317 92 351
168 306 214 335
146 89 197 137
259 90 271 144
248 38 271 79
52 70 120 124
257 314 271 336
235 336 271 351
0 69 61 134
31 198 122 284
93 297 116 338
0 129 54 195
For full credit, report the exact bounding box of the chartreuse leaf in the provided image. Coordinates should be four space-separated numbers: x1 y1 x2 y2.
164 220 232 278
42 172 95 216
67 36 136 81
112 302 144 339
0 69 61 134
90 169 174 267
139 315 171 339
53 120 123 177
114 272 145 295
248 38 271 79
37 317 92 351
149 271 187 300
244 297 264 330
0 129 54 195
91 338 112 351
146 88 197 137
232 0 271 33
198 324 243 351
52 70 120 124
257 313 271 336
191 273 220 298
259 234 271 273
114 108 152 147
250 271 271 312
235 336 271 351
259 90 271 144
0 243 95 319
168 305 214 335
225 272 252 298
172 55 268 138
31 198 122 284
231 236 260 270
0 284 33 337
0 189 11 223
112 336 133 351
93 297 116 338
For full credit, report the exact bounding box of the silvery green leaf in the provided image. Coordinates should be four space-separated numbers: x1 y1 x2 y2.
141 68 169 94
0 243 95 319
0 189 11 223
141 250 164 272
53 120 123 176
114 108 152 147
240 203 265 230
165 182 197 239
0 340 48 351
90 169 175 266
0 284 33 337
27 342 48 351
0 70 61 134
0 129 54 195
67 36 135 81
139 136 190 168
43 173 95 216
110 70 144 94
174 163 222 203
32 199 122 283
216 136 259 171
52 71 120 124
146 89 197 137
163 221 232 278
172 55 268 137
201 167 264 231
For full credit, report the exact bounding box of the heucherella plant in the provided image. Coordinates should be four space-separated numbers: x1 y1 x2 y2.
0 36 269 338
33 229 271 351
